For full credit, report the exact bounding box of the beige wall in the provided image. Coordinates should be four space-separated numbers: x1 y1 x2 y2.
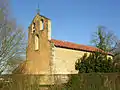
52 47 91 74
52 47 113 74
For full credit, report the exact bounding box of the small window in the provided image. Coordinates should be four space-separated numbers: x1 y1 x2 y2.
33 23 35 29
32 22 36 33
40 19 44 30
35 34 39 50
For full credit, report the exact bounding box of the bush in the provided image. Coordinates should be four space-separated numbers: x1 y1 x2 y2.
75 52 120 73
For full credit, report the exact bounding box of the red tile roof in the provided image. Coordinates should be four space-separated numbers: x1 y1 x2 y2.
50 39 113 56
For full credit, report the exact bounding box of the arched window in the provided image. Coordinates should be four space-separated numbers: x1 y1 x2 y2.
32 22 35 33
35 34 39 50
33 22 35 29
40 19 44 30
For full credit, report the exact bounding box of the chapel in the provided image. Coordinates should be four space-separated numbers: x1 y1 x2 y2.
14 12 112 76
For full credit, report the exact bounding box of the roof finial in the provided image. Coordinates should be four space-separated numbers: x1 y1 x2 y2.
37 3 40 14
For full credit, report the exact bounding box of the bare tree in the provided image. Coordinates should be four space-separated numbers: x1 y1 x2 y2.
91 26 118 53
0 0 26 74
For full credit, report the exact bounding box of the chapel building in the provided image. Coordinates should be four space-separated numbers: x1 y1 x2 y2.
14 12 113 76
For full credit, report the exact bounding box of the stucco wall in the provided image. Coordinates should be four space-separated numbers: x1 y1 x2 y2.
52 47 113 74
52 47 91 74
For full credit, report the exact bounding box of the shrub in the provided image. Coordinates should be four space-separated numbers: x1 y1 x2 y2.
75 52 119 73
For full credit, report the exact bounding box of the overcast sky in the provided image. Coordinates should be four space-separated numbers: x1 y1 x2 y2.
11 0 120 45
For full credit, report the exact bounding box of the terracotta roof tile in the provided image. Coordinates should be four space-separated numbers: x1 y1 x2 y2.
50 39 113 56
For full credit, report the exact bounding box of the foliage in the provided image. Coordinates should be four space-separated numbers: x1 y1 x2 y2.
0 74 120 90
0 0 26 74
75 52 120 73
90 26 120 72
65 73 120 90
